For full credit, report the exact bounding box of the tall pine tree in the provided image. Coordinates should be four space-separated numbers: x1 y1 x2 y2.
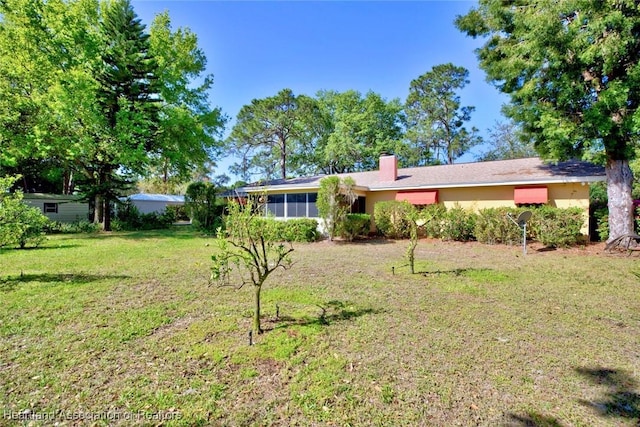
89 0 160 230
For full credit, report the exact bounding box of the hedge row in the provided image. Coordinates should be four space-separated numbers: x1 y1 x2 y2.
374 201 586 247
225 216 319 243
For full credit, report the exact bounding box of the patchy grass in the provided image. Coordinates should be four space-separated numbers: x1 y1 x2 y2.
1 230 640 426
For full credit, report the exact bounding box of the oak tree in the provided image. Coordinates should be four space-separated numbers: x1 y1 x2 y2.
313 90 405 174
456 0 640 240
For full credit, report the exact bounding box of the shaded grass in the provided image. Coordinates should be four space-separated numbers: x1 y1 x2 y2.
1 233 639 426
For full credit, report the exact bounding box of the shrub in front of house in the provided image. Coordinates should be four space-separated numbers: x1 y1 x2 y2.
374 200 416 239
112 200 176 231
474 207 523 245
528 206 585 247
440 205 476 242
339 213 371 241
227 217 318 243
418 203 447 239
372 201 587 247
44 220 100 234
474 206 585 247
164 204 190 222
277 218 319 242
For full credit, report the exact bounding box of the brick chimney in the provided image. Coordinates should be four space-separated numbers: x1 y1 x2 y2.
379 154 397 182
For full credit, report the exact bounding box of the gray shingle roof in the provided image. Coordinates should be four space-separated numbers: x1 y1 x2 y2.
245 157 605 192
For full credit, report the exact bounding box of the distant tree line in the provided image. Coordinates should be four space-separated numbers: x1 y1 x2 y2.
225 64 534 182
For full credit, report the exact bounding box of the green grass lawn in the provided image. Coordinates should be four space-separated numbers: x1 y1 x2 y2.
1 229 640 426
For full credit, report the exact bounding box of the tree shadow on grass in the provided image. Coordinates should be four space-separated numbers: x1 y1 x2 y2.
419 267 473 276
504 412 564 426
321 237 393 246
0 273 131 292
418 267 505 277
8 244 82 251
265 300 382 331
70 228 204 241
575 367 640 421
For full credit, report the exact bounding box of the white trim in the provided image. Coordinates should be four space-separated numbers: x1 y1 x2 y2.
244 177 603 194
368 177 604 191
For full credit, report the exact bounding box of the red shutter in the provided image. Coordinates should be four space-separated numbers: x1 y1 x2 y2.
514 186 548 204
395 190 438 205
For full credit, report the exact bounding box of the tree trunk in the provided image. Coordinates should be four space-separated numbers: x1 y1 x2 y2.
606 158 634 242
254 284 263 334
94 194 103 225
63 170 73 195
280 149 287 180
103 198 112 231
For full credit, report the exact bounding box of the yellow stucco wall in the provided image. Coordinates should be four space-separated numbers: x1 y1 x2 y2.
366 183 592 235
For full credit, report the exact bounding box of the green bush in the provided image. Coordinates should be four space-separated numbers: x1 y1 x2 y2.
373 200 589 247
185 182 222 231
440 205 476 242
474 206 586 247
44 219 100 234
474 207 523 245
113 199 176 231
595 213 609 242
0 176 48 248
277 218 319 242
226 216 318 243
339 213 371 241
165 204 189 221
529 206 585 247
373 200 416 238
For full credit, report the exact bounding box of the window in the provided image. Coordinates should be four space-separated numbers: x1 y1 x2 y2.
265 193 319 218
266 194 285 217
44 203 58 213
351 196 367 214
308 193 318 217
287 193 307 217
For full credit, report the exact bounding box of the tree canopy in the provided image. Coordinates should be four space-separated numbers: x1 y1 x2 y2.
227 89 405 180
226 89 315 181
0 0 225 230
456 0 640 239
313 90 405 174
405 63 482 165
477 120 537 161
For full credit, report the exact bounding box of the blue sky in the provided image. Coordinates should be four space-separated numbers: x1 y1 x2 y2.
132 1 508 178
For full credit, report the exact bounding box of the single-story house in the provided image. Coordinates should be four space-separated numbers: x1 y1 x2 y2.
240 155 606 237
123 193 185 214
22 193 90 223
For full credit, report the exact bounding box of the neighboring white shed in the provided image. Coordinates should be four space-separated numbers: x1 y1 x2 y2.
22 193 89 223
125 193 185 214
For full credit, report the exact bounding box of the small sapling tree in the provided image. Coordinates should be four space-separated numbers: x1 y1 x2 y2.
211 197 294 334
406 207 426 274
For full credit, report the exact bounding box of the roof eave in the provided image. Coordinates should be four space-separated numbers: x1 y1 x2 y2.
369 176 606 191
243 175 605 193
